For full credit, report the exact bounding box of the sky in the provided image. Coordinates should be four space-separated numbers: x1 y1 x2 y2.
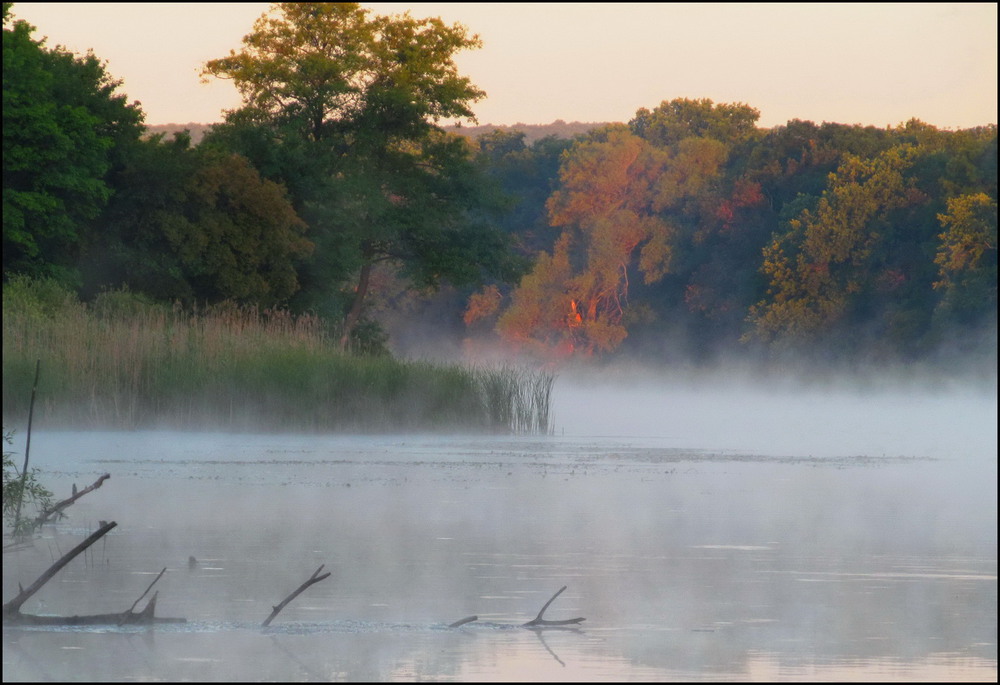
8 2 998 130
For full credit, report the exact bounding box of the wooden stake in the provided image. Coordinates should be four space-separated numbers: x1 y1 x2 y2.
13 359 40 533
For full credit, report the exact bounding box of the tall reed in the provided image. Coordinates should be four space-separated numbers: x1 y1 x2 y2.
2 278 554 434
472 365 555 435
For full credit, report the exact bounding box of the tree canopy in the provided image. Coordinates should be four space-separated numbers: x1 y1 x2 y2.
1 3 994 368
2 3 143 284
201 2 520 349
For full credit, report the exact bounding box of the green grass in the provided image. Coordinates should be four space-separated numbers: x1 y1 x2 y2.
2 276 553 434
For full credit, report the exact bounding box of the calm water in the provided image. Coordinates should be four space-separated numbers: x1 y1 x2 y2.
3 379 997 681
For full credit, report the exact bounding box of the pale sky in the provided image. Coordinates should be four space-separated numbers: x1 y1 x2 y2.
8 2 998 130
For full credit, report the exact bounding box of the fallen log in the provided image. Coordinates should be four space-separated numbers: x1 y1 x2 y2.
2 522 185 626
7 593 186 626
262 564 331 627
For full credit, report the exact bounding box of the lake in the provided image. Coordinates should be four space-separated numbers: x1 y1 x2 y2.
3 375 997 681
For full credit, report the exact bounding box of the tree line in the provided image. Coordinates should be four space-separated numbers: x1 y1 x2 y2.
3 2 996 366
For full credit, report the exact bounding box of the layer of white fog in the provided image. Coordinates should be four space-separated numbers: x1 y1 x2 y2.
2 361 996 681
549 365 998 461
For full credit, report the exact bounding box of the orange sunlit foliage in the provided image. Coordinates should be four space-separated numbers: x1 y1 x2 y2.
496 129 678 357
463 284 502 326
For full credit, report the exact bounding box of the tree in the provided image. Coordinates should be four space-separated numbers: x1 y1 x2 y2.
746 145 920 347
496 128 680 356
933 192 998 322
2 3 143 284
630 97 761 148
82 133 311 306
202 2 519 349
2 428 54 535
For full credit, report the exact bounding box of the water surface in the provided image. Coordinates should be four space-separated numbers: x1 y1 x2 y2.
3 381 997 681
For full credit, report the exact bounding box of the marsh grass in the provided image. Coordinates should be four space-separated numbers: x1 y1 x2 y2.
2 278 552 434
473 365 555 435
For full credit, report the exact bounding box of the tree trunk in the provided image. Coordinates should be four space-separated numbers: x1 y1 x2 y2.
340 260 373 351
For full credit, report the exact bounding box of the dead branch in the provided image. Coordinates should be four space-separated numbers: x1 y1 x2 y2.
522 586 585 627
119 567 166 625
262 564 331 627
3 521 117 619
33 474 111 526
448 586 586 629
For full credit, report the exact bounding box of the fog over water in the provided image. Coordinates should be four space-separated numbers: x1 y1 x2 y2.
3 369 997 681
552 366 998 459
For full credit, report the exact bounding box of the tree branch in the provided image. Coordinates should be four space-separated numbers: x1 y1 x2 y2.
262 565 331 627
33 474 111 526
3 521 117 618
522 585 585 627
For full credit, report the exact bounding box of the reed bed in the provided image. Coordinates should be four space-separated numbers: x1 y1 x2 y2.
473 365 555 435
2 278 553 434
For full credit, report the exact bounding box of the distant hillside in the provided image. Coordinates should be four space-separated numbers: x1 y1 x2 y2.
445 119 608 143
144 120 607 146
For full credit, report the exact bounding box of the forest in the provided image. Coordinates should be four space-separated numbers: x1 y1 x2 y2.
4 2 997 374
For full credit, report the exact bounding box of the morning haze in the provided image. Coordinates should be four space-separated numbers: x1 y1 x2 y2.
3 2 996 682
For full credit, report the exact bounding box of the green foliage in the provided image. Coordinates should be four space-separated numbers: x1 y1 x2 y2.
2 428 54 535
82 133 312 306
2 5 143 284
747 146 920 346
933 192 998 323
630 98 761 148
202 2 520 348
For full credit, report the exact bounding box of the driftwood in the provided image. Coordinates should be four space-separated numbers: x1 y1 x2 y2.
2 521 185 626
262 564 331 627
522 585 585 627
119 567 167 625
31 473 111 527
448 585 585 629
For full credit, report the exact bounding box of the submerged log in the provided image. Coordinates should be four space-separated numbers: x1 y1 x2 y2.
448 615 479 628
262 564 331 627
7 592 186 626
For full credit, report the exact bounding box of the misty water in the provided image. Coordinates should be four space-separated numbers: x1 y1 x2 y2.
3 374 997 682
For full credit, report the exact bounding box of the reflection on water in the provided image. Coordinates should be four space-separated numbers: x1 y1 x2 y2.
2 411 997 681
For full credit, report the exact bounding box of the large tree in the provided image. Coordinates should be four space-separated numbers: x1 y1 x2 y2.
82 133 311 306
746 145 922 348
202 2 520 349
2 3 143 283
